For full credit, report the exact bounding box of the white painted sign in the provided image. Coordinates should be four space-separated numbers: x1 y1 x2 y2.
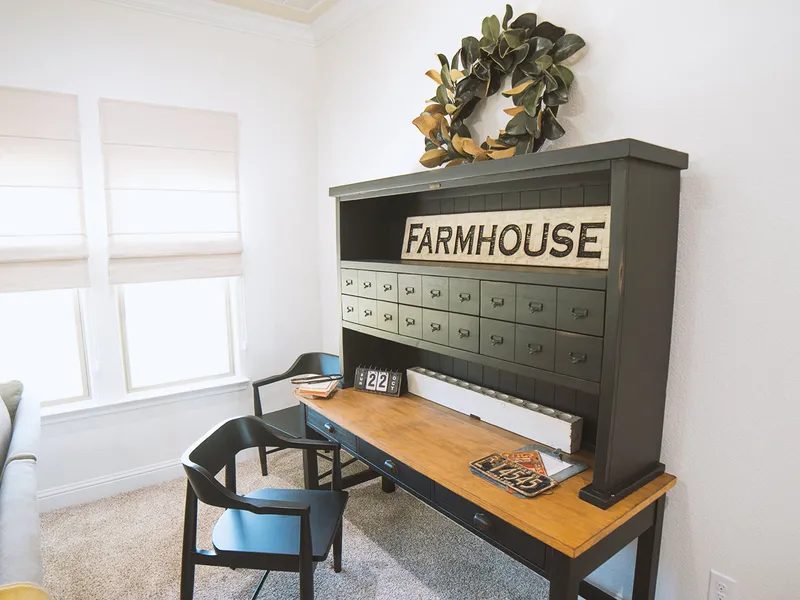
401 206 611 270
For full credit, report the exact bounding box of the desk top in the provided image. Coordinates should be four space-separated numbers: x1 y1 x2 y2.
298 388 676 558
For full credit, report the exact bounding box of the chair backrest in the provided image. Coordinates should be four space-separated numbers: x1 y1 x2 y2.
182 416 292 509
291 352 340 377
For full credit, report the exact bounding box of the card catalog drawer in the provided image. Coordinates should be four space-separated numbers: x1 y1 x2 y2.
340 269 357 295
422 276 449 310
449 278 480 316
376 272 398 303
481 281 516 322
422 309 449 345
376 300 398 334
306 409 357 453
341 294 358 323
358 298 377 328
357 270 377 299
398 304 422 339
360 441 431 500
480 318 515 362
398 273 422 306
449 313 479 353
516 284 557 328
557 288 605 337
555 331 603 382
515 324 555 371
432 483 547 570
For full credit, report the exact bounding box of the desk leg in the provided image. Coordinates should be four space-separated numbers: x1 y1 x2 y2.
381 476 396 493
632 495 666 600
549 551 580 600
302 423 320 490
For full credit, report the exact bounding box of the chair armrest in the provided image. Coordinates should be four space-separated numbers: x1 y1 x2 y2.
281 437 340 453
252 368 295 389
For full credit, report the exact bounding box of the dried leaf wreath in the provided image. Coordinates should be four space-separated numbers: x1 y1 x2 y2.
413 4 585 168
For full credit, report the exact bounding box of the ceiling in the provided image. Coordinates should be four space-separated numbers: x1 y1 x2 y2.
210 0 340 23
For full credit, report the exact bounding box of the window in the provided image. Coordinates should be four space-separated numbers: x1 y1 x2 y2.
0 86 89 404
0 289 88 404
119 278 234 391
99 99 242 392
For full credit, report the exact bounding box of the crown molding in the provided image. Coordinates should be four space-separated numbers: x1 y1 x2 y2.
310 0 384 46
92 0 317 46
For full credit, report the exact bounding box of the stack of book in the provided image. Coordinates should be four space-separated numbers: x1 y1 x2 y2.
293 375 339 399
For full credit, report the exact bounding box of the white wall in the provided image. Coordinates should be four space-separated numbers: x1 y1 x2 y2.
316 1 799 600
0 0 323 506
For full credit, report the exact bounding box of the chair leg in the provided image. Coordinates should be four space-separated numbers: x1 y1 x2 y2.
259 445 269 476
180 484 198 600
333 519 343 573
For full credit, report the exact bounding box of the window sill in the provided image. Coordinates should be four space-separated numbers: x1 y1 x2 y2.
41 375 250 424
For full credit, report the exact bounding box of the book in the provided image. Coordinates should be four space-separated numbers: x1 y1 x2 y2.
293 374 339 399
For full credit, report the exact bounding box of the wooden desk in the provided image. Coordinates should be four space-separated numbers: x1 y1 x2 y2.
298 389 675 600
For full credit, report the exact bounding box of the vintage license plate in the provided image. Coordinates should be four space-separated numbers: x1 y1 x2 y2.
469 453 558 498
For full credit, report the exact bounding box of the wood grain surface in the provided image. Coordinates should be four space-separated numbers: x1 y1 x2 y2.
298 388 675 558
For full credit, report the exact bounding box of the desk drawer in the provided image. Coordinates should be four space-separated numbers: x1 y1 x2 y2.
422 309 449 345
376 300 399 334
377 272 398 303
555 331 603 382
306 409 357 452
359 440 431 500
481 281 516 322
433 483 547 571
515 324 555 371
357 270 377 299
449 278 480 316
480 318 515 362
556 288 605 337
516 284 557 328
422 276 449 310
341 269 357 294
398 274 422 306
449 313 479 353
398 305 422 339
341 295 358 323
358 298 377 328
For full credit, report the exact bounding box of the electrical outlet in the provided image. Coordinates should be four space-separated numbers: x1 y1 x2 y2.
708 570 737 600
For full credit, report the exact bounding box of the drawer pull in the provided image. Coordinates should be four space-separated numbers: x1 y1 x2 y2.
430 323 442 332
491 297 505 308
569 352 588 364
459 292 471 302
473 513 492 532
405 317 416 326
383 459 398 475
383 313 393 322
458 328 471 339
527 343 543 354
363 281 372 289
430 289 442 298
490 335 504 346
571 307 589 319
528 301 544 313
344 279 353 286
323 422 335 434
345 306 354 313
383 283 392 292
405 286 416 295
364 309 373 317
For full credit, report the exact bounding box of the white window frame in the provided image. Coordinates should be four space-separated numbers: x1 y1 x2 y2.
115 277 241 394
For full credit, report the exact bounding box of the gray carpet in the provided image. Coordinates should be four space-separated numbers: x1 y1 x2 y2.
41 449 550 599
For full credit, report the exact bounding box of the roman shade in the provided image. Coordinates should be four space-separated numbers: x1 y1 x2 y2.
0 86 89 293
98 99 241 284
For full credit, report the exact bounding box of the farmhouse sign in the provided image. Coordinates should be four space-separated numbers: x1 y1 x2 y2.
401 206 612 270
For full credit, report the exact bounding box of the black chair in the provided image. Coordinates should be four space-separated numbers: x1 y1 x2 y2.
253 352 340 476
180 415 348 600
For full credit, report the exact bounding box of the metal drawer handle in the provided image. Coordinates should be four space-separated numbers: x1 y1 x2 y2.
363 281 372 288
491 297 505 308
383 284 392 292
323 422 335 434
459 292 471 302
571 307 589 319
345 306 354 313
569 352 588 364
458 328 471 339
383 459 398 475
405 286 415 295
405 317 416 326
364 309 373 317
344 279 353 286
490 335 504 346
430 289 442 298
383 313 393 322
473 513 492 532
528 343 543 354
430 323 442 332
528 301 544 313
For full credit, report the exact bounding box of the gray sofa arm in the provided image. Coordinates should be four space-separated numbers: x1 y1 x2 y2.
0 458 42 587
4 397 40 466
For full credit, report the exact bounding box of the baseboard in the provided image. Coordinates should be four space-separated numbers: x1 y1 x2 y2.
38 459 183 512
38 448 260 512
